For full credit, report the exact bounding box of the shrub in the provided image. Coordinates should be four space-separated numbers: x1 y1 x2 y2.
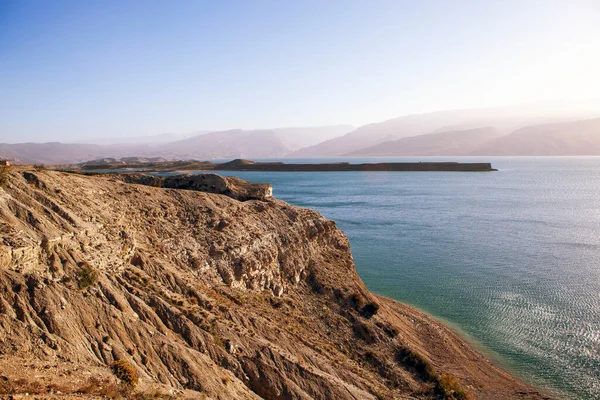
77 263 98 289
0 165 11 187
361 301 380 318
352 321 377 344
348 292 363 309
33 164 46 171
396 345 436 381
112 360 139 386
306 272 325 294
435 374 470 400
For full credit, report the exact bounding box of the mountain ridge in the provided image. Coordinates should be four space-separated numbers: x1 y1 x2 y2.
3 107 600 164
348 127 502 156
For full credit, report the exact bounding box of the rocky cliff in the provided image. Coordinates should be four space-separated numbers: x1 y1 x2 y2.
0 168 548 399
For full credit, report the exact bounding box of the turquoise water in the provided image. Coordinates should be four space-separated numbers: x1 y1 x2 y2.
213 157 600 400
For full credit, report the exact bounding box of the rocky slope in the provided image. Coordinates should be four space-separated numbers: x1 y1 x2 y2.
0 168 550 399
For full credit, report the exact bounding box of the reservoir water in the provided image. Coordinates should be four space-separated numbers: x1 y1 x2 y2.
214 157 600 399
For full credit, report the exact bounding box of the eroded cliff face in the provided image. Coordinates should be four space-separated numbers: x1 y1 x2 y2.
0 169 548 400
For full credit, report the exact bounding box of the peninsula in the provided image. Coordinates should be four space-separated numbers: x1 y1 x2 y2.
0 166 545 399
77 158 497 172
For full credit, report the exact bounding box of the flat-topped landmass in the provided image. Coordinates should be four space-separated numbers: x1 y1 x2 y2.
77 158 496 172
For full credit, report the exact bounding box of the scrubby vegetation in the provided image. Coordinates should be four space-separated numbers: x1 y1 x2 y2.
361 301 380 318
0 164 11 187
396 346 470 399
348 292 363 308
353 321 377 343
112 360 139 386
77 262 99 289
396 345 436 381
435 374 471 400
33 164 46 171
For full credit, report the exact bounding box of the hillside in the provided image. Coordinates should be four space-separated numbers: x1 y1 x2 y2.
471 118 600 155
0 168 549 399
349 127 501 156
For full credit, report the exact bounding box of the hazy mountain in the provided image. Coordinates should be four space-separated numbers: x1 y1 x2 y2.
143 125 354 159
349 127 502 156
159 129 291 159
0 125 352 164
272 125 354 150
4 112 600 163
76 132 210 145
471 118 600 155
290 103 600 157
0 142 148 165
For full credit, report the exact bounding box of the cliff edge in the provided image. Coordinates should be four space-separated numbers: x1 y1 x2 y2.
0 168 548 399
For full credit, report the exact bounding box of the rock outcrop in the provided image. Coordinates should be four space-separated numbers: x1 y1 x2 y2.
115 172 273 201
0 169 548 399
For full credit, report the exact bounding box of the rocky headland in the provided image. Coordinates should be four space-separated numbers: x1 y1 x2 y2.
0 167 547 399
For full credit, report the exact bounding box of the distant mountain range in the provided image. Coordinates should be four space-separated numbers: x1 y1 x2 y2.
349 127 502 156
157 125 355 160
0 125 353 164
471 118 600 155
3 105 600 164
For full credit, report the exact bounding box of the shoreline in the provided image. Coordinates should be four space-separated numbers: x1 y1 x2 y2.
375 293 559 400
375 294 556 399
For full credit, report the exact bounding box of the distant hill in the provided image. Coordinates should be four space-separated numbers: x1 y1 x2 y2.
471 118 600 155
290 104 600 157
0 125 352 164
159 129 291 159
289 109 521 157
349 127 501 156
272 125 354 149
4 110 600 163
158 125 354 160
79 156 169 166
75 132 210 145
0 142 146 165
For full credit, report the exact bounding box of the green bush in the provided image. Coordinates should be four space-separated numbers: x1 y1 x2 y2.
112 360 139 386
77 263 98 289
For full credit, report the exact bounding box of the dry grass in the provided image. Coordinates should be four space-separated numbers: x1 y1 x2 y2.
435 374 471 400
396 345 436 381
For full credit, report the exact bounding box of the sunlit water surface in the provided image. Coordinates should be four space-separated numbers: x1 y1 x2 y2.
200 157 599 399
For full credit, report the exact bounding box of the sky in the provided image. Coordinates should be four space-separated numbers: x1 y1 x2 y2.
1 0 599 143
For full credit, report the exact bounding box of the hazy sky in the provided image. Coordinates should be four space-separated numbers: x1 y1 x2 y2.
1 0 599 142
